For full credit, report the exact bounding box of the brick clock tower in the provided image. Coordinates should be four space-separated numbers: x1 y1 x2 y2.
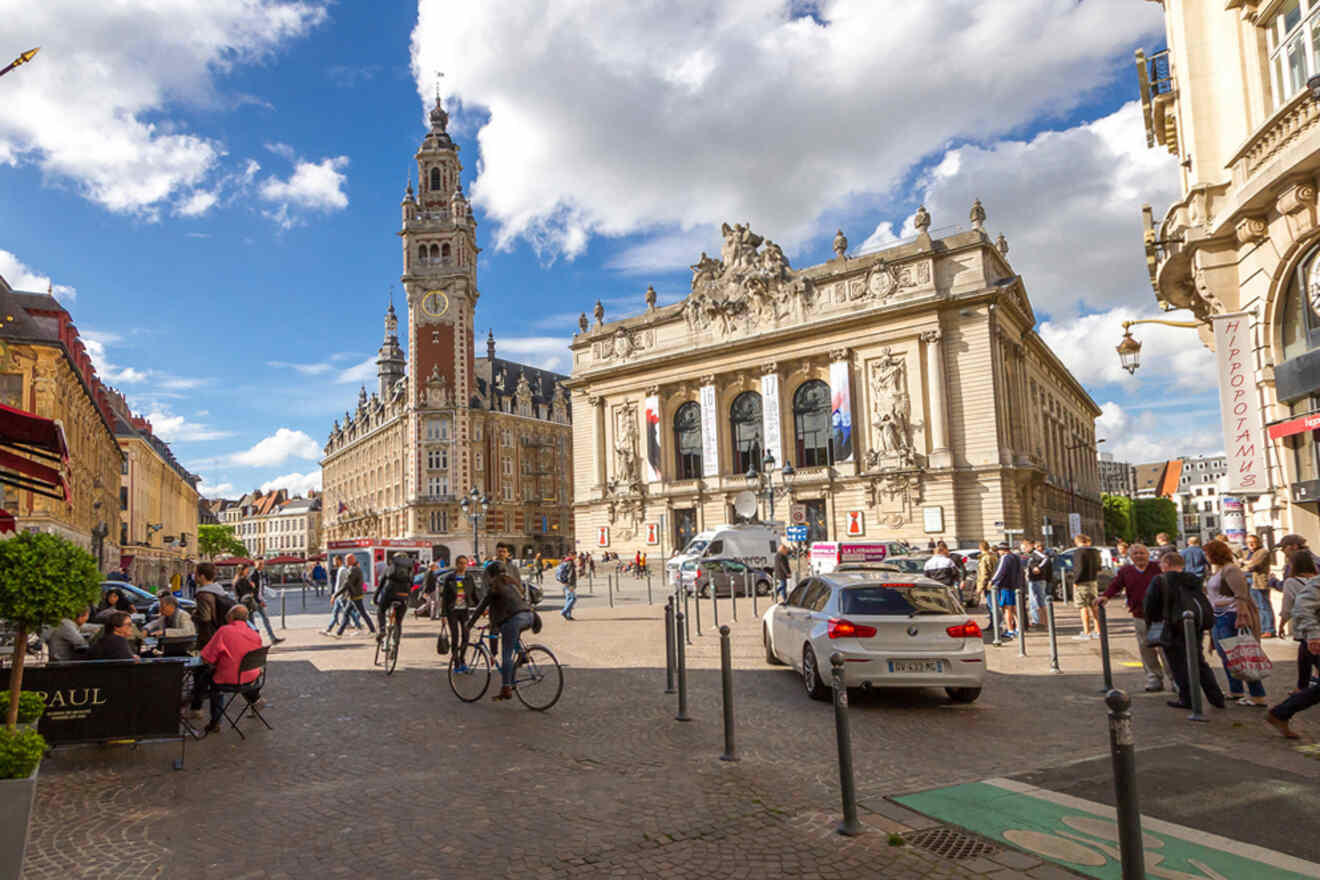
399 96 479 531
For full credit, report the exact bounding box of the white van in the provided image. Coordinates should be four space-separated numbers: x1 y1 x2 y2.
666 524 780 584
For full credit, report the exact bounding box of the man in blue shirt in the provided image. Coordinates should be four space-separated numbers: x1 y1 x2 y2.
1180 536 1207 580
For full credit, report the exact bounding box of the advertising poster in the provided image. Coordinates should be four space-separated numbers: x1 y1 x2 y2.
643 394 662 483
829 359 852 463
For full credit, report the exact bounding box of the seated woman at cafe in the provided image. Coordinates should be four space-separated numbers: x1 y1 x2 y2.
87 612 139 661
46 606 93 661
95 587 135 621
142 593 195 639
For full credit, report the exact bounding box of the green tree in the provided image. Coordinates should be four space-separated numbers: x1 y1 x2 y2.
197 524 248 560
1132 498 1179 544
1102 494 1135 543
0 531 101 728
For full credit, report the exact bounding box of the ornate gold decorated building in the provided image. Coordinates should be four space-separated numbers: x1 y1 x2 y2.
566 205 1102 555
320 97 574 559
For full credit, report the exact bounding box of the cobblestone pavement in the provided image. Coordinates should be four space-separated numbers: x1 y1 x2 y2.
22 593 1320 879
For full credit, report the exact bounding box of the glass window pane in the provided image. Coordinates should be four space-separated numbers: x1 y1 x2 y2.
1285 0 1303 35
1287 29 1308 96
839 585 963 616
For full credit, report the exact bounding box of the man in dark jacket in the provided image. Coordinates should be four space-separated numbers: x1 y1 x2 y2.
1144 550 1224 709
1073 534 1103 640
334 555 374 637
990 542 1025 639
773 544 792 602
235 563 282 644
375 554 415 640
89 612 138 661
560 552 578 621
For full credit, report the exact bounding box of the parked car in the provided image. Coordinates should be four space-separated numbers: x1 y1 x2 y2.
883 555 977 607
101 581 196 619
761 570 985 703
683 557 772 598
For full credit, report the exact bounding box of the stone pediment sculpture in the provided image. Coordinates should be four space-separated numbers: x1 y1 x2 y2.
426 365 451 407
682 223 813 334
592 325 655 362
865 347 916 470
866 470 921 528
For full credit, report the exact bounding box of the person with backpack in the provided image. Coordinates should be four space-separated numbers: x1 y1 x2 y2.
1145 550 1225 710
1278 550 1320 694
187 562 235 722
1268 563 1320 738
559 551 578 621
333 555 375 638
374 553 415 641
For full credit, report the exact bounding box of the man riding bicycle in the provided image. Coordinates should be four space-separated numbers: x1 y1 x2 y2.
375 553 415 642
465 570 534 701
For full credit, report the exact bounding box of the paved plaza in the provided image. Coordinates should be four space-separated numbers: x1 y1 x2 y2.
21 579 1320 879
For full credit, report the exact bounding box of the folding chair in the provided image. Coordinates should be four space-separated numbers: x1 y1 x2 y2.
213 646 273 740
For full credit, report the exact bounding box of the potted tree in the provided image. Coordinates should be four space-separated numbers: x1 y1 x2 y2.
0 530 101 880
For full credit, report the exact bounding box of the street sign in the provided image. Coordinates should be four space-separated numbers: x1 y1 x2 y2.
1043 524 1054 536
1068 512 1082 539
786 524 808 542
790 503 808 525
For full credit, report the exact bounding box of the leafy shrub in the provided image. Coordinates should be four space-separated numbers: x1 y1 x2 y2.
15 691 43 725
0 727 46 780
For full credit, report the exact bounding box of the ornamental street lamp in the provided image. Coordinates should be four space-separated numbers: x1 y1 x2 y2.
1115 318 1202 374
459 487 489 560
744 451 795 522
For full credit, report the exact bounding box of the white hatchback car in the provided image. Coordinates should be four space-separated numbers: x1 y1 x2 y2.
761 571 986 703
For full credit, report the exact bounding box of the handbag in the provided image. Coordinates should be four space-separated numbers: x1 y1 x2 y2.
1144 621 1165 646
531 611 543 634
1219 627 1272 682
435 628 450 656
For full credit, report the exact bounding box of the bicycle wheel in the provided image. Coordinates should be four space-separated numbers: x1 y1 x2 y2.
373 631 384 667
448 642 492 702
513 644 563 711
385 621 402 675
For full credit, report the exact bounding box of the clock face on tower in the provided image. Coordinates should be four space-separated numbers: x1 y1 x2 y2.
421 288 450 318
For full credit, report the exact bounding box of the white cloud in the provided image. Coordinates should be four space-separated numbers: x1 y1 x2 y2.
0 1 327 217
268 360 333 376
334 356 376 385
411 0 1164 260
1096 401 1224 464
0 249 76 302
231 428 320 467
1038 305 1215 392
884 101 1182 319
261 470 322 496
259 155 349 227
177 189 219 217
493 336 573 373
198 480 236 497
146 410 234 443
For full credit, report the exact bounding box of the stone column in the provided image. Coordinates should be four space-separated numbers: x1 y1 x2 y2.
921 330 953 468
589 395 607 496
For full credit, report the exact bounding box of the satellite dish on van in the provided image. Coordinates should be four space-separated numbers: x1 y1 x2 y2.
733 491 758 521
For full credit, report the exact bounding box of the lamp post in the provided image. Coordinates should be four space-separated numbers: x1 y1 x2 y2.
1115 318 1202 375
745 451 795 522
459 487 489 560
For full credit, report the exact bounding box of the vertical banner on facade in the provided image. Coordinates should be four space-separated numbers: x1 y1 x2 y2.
643 394 662 483
699 383 718 477
1212 314 1268 494
1221 496 1246 545
597 526 609 547
646 522 659 545
829 359 853 463
761 372 782 468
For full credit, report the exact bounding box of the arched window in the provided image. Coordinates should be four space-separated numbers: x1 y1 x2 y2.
430 167 442 191
729 391 763 475
673 402 702 479
430 243 440 260
418 244 427 264
1281 245 1320 361
441 242 452 265
793 380 830 467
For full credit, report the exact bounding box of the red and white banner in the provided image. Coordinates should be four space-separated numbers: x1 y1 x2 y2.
597 526 609 547
1213 313 1268 495
845 510 864 536
645 522 659 545
1267 410 1320 441
643 395 662 483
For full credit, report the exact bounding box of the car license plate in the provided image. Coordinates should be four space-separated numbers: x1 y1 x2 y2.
888 660 943 674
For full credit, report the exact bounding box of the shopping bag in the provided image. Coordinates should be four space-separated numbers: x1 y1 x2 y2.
1219 627 1272 682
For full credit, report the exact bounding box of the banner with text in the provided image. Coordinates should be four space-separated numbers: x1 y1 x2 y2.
643 394 662 483
761 372 782 469
700 383 719 477
1213 313 1268 495
829 359 853 463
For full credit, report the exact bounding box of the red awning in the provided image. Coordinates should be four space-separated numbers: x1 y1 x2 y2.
0 403 70 502
1268 411 1320 441
213 557 254 566
0 447 68 502
264 555 306 565
0 403 69 460
0 508 14 534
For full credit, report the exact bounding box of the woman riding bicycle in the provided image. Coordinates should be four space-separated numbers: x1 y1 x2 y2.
466 571 534 701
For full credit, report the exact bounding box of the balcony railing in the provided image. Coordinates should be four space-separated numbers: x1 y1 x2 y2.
1229 87 1320 185
1136 48 1178 153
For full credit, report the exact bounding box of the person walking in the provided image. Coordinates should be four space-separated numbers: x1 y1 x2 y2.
1267 569 1320 737
1279 550 1320 694
442 555 474 665
1144 550 1224 709
923 542 960 589
773 543 793 602
1073 534 1102 640
989 541 1024 639
1100 542 1166 692
234 563 283 644
1204 539 1267 707
1115 540 1131 568
333 555 375 638
322 555 361 635
311 560 328 597
560 551 578 621
1151 532 1178 563
1280 534 1320 578
1180 535 1208 580
975 541 998 627
1243 534 1277 638
1026 540 1053 628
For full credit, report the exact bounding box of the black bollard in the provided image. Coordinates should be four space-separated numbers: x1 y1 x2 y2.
646 571 653 606
752 579 759 617
829 653 862 836
719 625 737 762
664 598 676 694
1046 594 1061 674
1181 610 1207 723
683 584 692 644
694 582 702 636
302 584 307 610
280 590 287 630
710 580 720 630
675 608 690 721
609 573 615 609
1105 689 1146 879
1016 587 1028 657
1098 601 1114 693
731 575 738 621
989 588 1003 648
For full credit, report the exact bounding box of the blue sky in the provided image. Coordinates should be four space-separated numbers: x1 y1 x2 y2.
0 1 1216 498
